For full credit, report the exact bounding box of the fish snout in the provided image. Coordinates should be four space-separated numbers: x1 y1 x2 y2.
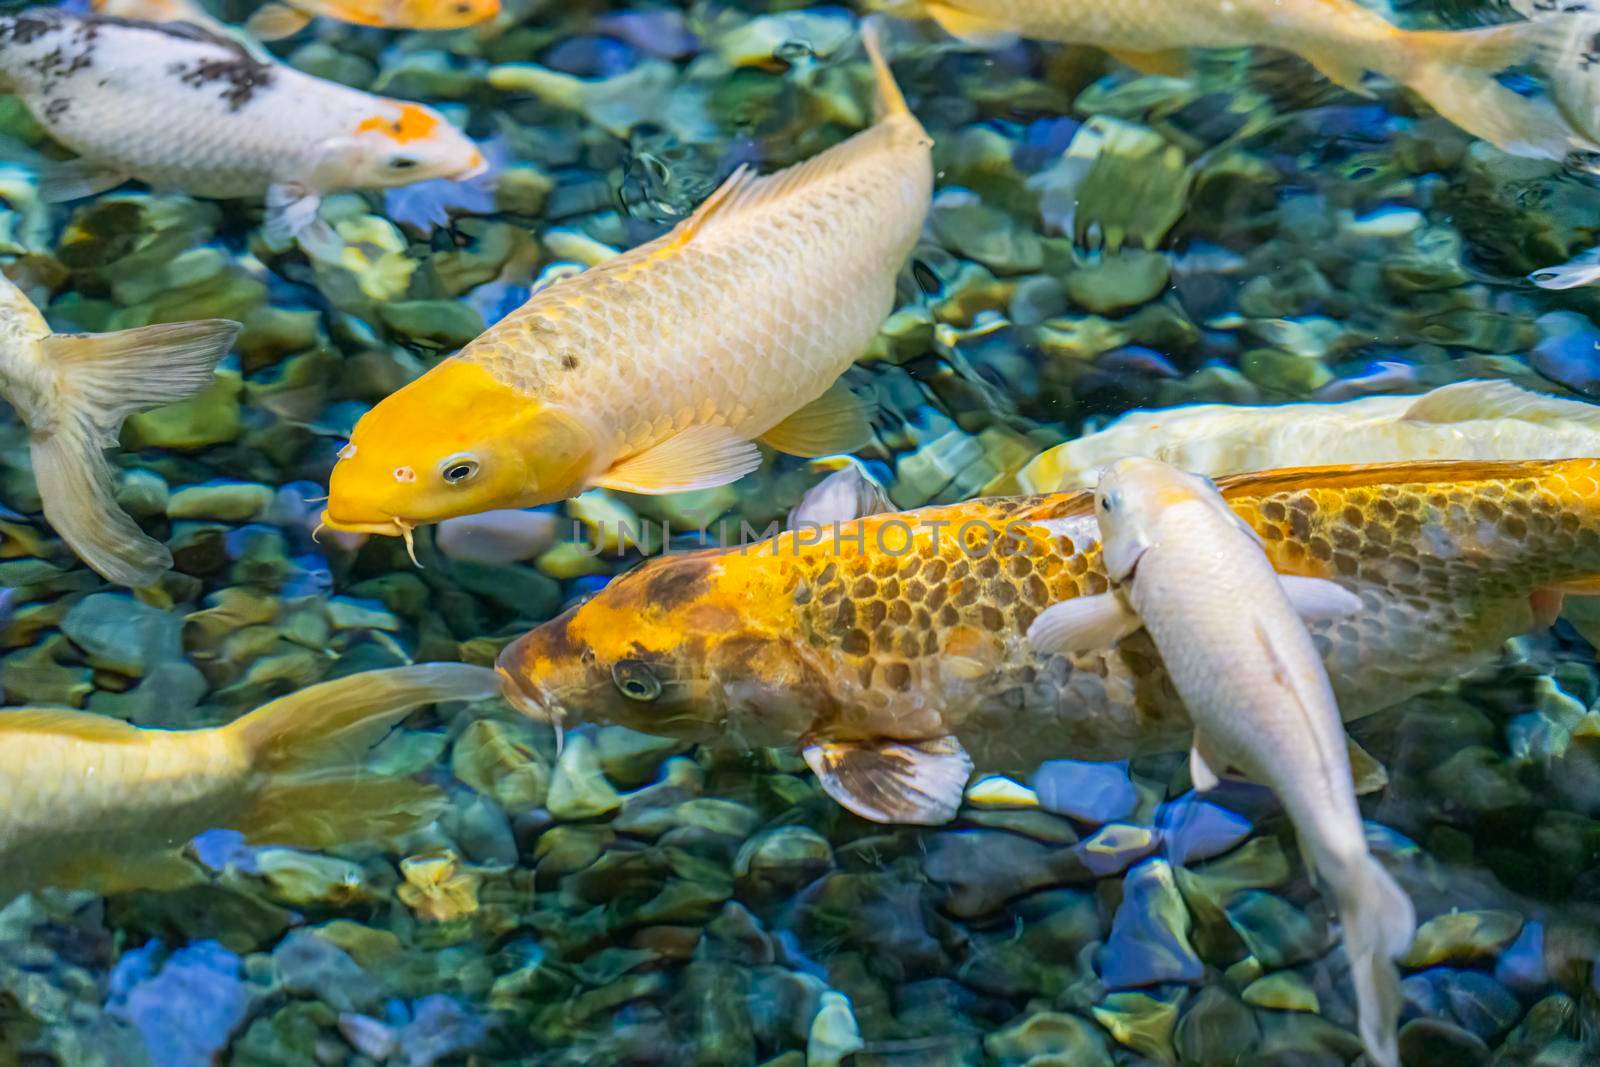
495 659 553 722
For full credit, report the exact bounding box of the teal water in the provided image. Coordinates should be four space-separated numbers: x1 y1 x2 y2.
2 0 1600 1064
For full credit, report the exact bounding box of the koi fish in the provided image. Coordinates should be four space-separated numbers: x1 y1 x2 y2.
497 458 1600 827
0 272 239 587
0 662 499 899
886 0 1593 159
321 22 932 551
0 11 485 248
91 0 231 35
244 0 500 43
1027 458 1412 1067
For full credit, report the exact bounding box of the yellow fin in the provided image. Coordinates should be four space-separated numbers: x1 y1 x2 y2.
48 847 205 895
924 2 1018 49
594 424 763 495
1105 47 1190 78
0 707 144 743
34 319 240 587
227 662 500 774
758 381 877 457
244 2 312 40
1299 46 1376 95
237 778 446 850
802 735 973 824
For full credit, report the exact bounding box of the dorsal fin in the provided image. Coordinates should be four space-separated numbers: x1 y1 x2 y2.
1214 459 1559 499
0 708 146 743
1401 380 1600 426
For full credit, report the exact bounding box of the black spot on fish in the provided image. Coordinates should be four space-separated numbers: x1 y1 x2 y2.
0 15 61 46
170 52 275 111
641 557 714 612
561 355 579 370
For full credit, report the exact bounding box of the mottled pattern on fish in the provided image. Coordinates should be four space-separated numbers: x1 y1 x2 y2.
502 460 1600 772
0 11 460 198
456 118 932 458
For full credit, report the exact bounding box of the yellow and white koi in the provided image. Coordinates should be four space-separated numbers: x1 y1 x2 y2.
244 0 500 43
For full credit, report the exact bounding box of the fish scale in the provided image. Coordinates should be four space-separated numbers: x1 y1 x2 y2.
500 459 1600 775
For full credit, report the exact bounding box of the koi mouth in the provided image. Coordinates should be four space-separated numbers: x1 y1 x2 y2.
316 510 423 566
496 664 566 755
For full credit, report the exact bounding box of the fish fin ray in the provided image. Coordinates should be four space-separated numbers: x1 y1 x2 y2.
1333 853 1414 1067
0 707 144 742
1026 593 1141 655
237 778 446 850
758 381 877 457
1280 575 1363 621
34 319 239 587
1347 734 1390 796
226 663 499 774
1402 379 1600 426
36 158 129 203
244 2 310 39
802 734 972 824
923 2 1018 48
264 183 324 245
594 425 763 494
1104 47 1191 78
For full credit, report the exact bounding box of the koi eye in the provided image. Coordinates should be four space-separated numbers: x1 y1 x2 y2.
453 1 471 11
388 156 418 170
612 659 661 702
441 455 480 485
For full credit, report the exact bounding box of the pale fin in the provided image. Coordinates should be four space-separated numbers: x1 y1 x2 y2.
861 15 917 123
33 319 241 587
1399 25 1588 159
594 424 763 495
924 2 1018 48
787 463 892 528
264 183 324 245
244 2 311 40
1298 46 1376 95
1401 379 1600 425
802 735 972 824
226 662 500 774
236 778 447 850
1280 575 1363 621
0 707 144 743
1026 592 1142 656
1552 577 1600 595
758 381 877 458
1190 737 1222 792
1347 735 1389 796
1331 853 1414 1067
1104 47 1191 78
36 158 129 203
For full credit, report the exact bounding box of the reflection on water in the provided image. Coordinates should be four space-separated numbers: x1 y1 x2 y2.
3 0 1600 1063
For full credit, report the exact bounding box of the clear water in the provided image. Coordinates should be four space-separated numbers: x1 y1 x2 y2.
2 1 1600 1065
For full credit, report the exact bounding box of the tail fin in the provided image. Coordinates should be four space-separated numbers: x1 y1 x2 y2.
223 663 501 849
861 16 927 133
1331 853 1416 1067
1398 23 1592 159
31 319 240 587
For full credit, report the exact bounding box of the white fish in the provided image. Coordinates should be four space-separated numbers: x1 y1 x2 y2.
0 272 239 587
1028 458 1415 1067
0 11 485 248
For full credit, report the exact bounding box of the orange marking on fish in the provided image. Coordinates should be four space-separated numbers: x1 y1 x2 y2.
356 104 440 144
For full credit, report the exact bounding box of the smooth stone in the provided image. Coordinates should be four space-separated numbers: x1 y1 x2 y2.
1242 972 1320 1013
61 592 183 677
1064 250 1171 314
985 1011 1112 1067
546 735 623 820
593 726 692 787
1493 920 1548 995
1073 823 1160 878
535 541 613 580
436 510 560 565
734 827 834 899
1437 969 1521 1040
1091 990 1181 1065
806 991 863 1067
1175 986 1260 1067
451 719 550 814
1225 891 1325 969
116 469 169 518
167 482 274 523
1157 794 1254 865
251 849 367 908
965 775 1039 809
1396 1018 1489 1067
124 373 243 450
1101 858 1203 989
1399 910 1523 967
1033 759 1138 824
106 940 252 1067
377 300 484 349
324 596 401 632
272 930 380 1014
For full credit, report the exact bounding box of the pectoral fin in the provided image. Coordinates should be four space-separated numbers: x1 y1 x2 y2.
1105 47 1190 78
1190 731 1223 792
1347 735 1389 796
245 2 312 39
37 158 129 202
1299 47 1375 96
594 424 763 494
758 380 877 458
1279 575 1363 621
1026 593 1141 655
264 184 326 247
802 735 973 824
924 2 1019 48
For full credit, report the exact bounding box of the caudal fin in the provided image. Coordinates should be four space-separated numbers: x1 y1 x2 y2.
223 663 501 850
1332 853 1416 1067
1398 23 1594 159
32 319 240 587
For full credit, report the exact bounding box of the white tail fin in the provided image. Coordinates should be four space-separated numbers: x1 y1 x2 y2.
1332 853 1415 1067
222 663 501 850
31 319 240 587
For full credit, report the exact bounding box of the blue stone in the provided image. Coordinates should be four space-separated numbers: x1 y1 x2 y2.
1033 759 1138 825
108 941 251 1067
1439 970 1522 1040
1494 921 1547 996
1532 312 1600 396
1100 858 1203 989
1158 795 1254 865
1073 823 1160 878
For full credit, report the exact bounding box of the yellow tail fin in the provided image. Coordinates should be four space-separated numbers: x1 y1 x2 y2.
1398 23 1592 159
223 663 501 849
32 318 240 587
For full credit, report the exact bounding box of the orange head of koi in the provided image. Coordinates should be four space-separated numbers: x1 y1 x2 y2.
496 552 825 747
322 361 596 538
337 103 488 190
398 0 500 29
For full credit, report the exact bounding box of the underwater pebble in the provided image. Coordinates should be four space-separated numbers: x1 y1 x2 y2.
1400 910 1524 968
985 1010 1112 1067
1242 972 1320 1013
61 593 182 677
452 719 550 814
1100 858 1202 989
436 510 560 565
805 991 863 1067
547 734 623 820
166 482 274 523
1033 759 1138 824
